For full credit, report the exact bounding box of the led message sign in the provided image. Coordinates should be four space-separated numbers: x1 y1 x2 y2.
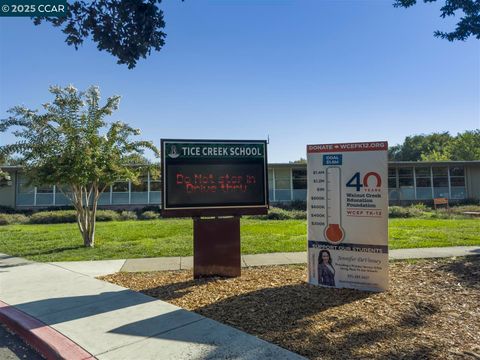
161 139 269 217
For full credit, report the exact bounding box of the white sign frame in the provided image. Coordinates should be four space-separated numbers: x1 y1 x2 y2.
307 141 389 292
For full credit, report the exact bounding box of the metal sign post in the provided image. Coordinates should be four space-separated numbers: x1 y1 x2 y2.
193 217 241 278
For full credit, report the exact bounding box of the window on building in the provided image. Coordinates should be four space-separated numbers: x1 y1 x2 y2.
150 174 161 191
398 167 414 200
450 166 465 177
36 185 54 194
432 167 449 198
292 169 307 189
398 168 413 187
388 167 397 189
17 176 34 194
34 184 54 205
16 174 35 206
415 167 431 199
450 177 465 187
274 168 291 190
450 166 466 199
273 168 291 201
131 175 148 192
112 181 129 204
112 181 129 192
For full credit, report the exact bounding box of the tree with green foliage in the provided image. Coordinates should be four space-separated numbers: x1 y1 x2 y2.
34 0 169 69
290 158 307 164
390 130 480 161
420 149 451 161
0 154 11 187
0 170 10 187
388 132 452 161
0 85 158 247
448 130 480 160
394 0 480 41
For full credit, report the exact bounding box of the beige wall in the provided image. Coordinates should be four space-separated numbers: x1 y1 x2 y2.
466 166 480 200
0 170 16 208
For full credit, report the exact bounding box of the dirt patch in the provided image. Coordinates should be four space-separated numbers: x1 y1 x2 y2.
101 257 480 360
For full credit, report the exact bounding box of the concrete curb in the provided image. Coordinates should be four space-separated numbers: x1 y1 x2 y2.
0 300 95 360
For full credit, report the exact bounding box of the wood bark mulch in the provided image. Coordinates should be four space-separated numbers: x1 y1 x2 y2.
101 256 480 360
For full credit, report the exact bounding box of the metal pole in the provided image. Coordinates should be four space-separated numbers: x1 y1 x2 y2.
147 171 151 204
413 167 417 200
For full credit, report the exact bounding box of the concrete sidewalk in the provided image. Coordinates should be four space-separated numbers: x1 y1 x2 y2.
50 246 480 277
0 254 305 360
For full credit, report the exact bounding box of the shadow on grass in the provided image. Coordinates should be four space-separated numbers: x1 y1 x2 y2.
16 245 86 258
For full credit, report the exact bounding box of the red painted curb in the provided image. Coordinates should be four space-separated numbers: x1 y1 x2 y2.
0 300 95 360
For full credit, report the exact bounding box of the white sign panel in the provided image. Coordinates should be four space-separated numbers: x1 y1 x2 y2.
307 141 389 292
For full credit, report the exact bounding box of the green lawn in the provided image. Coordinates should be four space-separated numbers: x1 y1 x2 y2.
0 218 478 262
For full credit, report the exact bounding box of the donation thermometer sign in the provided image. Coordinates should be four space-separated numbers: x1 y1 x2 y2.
307 141 389 292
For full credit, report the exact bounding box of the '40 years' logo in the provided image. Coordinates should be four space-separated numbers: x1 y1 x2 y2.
346 172 381 191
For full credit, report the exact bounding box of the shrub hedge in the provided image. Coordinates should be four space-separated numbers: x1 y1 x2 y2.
27 210 121 224
0 204 478 225
254 207 307 220
119 211 137 221
0 213 29 225
139 211 160 220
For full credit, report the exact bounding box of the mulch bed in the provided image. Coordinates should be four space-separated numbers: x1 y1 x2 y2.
101 256 480 360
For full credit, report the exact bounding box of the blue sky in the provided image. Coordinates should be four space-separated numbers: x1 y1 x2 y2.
0 0 479 163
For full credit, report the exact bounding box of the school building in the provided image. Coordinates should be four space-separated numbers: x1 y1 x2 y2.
0 160 479 209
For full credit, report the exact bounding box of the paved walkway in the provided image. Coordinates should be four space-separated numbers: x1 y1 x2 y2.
1 247 478 359
50 246 480 277
0 254 304 360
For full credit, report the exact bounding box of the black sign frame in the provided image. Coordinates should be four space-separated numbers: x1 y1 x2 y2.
161 139 269 217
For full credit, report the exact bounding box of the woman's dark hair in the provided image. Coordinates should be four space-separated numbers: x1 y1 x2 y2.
319 250 333 266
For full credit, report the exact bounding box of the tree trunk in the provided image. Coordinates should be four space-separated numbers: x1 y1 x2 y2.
85 188 99 248
72 185 97 248
60 183 102 248
83 223 94 247
79 207 94 248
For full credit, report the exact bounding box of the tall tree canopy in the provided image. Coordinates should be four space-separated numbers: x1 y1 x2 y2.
448 130 480 160
0 85 158 246
394 0 480 41
34 0 168 68
389 130 480 161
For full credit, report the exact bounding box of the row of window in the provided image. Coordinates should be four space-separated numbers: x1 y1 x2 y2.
388 166 465 188
19 175 161 194
13 166 468 206
26 166 465 194
268 168 307 190
388 166 466 200
281 167 466 191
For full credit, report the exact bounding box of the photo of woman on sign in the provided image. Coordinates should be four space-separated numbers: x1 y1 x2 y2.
318 250 335 287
